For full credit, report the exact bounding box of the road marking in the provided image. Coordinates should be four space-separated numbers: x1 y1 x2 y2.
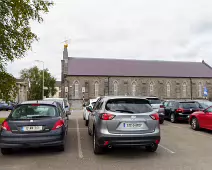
76 118 83 159
159 144 175 154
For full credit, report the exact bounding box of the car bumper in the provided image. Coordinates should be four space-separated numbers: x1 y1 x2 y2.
0 131 65 149
97 135 160 147
176 114 190 120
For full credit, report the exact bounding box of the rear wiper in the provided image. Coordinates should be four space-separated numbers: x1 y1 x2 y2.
113 110 134 113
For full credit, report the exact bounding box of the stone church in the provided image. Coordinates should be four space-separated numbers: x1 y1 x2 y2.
61 44 212 108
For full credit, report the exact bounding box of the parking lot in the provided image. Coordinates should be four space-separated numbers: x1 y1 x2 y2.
0 110 212 170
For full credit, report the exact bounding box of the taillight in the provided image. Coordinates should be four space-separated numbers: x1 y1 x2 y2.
160 105 164 108
176 108 184 113
1 121 11 131
99 113 115 120
52 120 64 130
31 104 40 106
150 113 159 120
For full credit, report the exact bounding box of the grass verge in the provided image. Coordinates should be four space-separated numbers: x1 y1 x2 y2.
0 118 5 124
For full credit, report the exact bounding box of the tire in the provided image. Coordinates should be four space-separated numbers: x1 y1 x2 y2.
191 117 200 131
145 144 158 152
170 113 176 123
85 120 88 126
159 119 164 124
1 148 12 155
93 130 103 154
57 144 65 152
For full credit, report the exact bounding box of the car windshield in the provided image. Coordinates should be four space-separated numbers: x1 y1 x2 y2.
105 98 153 113
179 102 199 109
200 101 212 109
9 104 58 119
146 98 161 104
91 102 96 107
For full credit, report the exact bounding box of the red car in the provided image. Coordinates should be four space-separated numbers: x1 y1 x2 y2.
189 106 212 131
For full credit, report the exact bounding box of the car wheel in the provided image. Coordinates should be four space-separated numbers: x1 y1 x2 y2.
159 119 164 124
1 148 12 155
191 117 199 130
85 120 88 126
93 130 103 154
57 144 65 152
170 113 176 123
145 143 158 152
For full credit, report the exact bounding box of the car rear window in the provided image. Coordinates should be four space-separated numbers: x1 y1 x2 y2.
9 104 58 119
91 102 96 107
105 98 153 113
146 98 161 104
179 102 199 109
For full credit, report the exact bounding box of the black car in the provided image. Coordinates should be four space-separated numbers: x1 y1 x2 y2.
164 100 200 123
0 100 68 155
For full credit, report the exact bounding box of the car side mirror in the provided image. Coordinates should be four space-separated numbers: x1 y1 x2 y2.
86 106 93 112
82 104 86 107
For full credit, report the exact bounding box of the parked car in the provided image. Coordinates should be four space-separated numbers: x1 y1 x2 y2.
43 98 71 117
83 98 99 126
164 100 200 123
194 100 212 110
0 101 16 111
0 100 68 155
189 106 212 131
143 96 165 124
87 96 160 154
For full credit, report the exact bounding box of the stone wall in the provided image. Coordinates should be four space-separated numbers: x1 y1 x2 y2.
62 76 212 108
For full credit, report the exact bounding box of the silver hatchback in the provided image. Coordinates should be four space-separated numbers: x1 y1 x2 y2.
87 96 161 154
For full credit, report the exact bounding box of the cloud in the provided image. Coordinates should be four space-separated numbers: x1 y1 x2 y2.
6 0 212 80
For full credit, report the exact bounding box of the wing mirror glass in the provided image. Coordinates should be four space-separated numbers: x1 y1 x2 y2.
86 106 93 112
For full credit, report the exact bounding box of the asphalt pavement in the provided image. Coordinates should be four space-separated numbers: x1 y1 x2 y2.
0 110 212 170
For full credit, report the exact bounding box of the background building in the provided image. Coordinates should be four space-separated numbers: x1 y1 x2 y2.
61 45 212 108
50 81 61 98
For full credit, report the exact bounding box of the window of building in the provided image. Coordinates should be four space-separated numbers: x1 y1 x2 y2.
150 82 154 96
74 81 79 98
182 82 187 98
113 81 118 95
132 82 136 96
167 82 171 97
198 82 202 97
94 82 99 97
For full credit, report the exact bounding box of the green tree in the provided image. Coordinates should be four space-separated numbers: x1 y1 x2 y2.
0 0 53 71
20 66 57 100
0 0 53 101
0 71 18 101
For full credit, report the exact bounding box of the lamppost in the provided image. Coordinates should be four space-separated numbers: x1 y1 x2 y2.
35 60 44 99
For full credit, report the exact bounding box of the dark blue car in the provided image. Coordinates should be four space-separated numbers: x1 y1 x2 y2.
0 100 69 155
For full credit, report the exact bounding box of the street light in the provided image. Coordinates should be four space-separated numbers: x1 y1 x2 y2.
35 60 44 100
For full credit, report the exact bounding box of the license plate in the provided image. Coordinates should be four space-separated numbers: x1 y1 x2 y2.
123 123 143 128
21 126 43 132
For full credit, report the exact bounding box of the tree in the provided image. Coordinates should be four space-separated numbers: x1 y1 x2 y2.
0 71 18 101
20 66 57 100
0 0 53 101
0 0 53 71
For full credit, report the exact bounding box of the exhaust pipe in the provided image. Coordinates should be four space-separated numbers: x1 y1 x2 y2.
108 145 112 149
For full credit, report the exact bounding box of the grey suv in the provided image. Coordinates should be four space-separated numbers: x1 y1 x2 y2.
87 96 161 154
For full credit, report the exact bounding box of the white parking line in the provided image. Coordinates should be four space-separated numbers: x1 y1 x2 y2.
76 118 83 159
159 144 175 154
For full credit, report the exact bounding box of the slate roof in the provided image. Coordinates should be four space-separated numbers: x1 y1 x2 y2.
67 57 212 78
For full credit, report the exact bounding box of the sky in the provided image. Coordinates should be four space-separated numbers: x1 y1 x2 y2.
6 0 212 80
